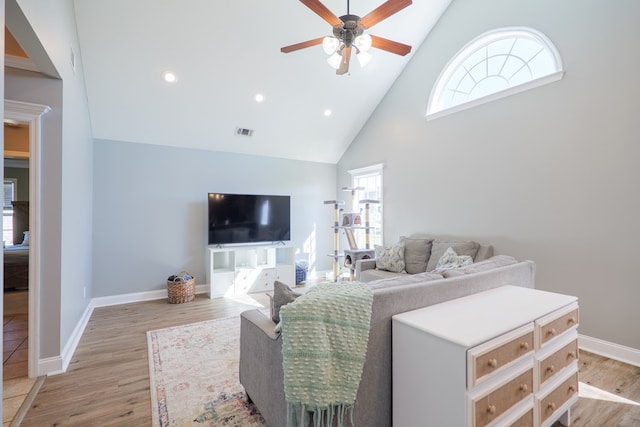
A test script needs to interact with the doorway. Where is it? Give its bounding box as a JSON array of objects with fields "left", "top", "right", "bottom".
[
  {"left": 4, "top": 100, "right": 48, "bottom": 378},
  {"left": 2, "top": 101, "right": 48, "bottom": 423}
]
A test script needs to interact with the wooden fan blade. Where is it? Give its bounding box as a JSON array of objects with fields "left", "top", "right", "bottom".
[
  {"left": 281, "top": 37, "right": 324, "bottom": 53},
  {"left": 360, "top": 0, "right": 412, "bottom": 28},
  {"left": 299, "top": 0, "right": 342, "bottom": 26},
  {"left": 371, "top": 35, "right": 412, "bottom": 56},
  {"left": 336, "top": 46, "right": 352, "bottom": 75}
]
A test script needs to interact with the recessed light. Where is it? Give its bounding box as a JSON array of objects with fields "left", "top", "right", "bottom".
[
  {"left": 255, "top": 93, "right": 265, "bottom": 103},
  {"left": 162, "top": 71, "right": 177, "bottom": 83},
  {"left": 324, "top": 109, "right": 332, "bottom": 117}
]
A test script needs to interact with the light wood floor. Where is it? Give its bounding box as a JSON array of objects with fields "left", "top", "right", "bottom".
[{"left": 18, "top": 291, "right": 640, "bottom": 427}]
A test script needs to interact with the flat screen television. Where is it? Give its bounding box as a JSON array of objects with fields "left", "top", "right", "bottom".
[{"left": 208, "top": 193, "right": 291, "bottom": 245}]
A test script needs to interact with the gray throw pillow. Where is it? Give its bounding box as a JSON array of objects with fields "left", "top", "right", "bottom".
[
  {"left": 272, "top": 281, "right": 301, "bottom": 324},
  {"left": 400, "top": 236, "right": 433, "bottom": 274},
  {"left": 427, "top": 240, "right": 480, "bottom": 272}
]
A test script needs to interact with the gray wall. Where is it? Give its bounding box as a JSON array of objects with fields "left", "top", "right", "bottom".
[
  {"left": 92, "top": 139, "right": 336, "bottom": 297},
  {"left": 338, "top": 0, "right": 640, "bottom": 349},
  {"left": 7, "top": 0, "right": 94, "bottom": 359}
]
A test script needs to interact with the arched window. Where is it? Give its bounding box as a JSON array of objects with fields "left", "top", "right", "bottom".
[{"left": 426, "top": 27, "right": 563, "bottom": 120}]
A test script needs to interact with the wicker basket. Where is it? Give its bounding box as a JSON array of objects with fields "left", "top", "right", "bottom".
[{"left": 167, "top": 272, "right": 195, "bottom": 304}]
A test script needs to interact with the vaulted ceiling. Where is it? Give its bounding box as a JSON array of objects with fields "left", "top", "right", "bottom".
[{"left": 18, "top": 0, "right": 454, "bottom": 163}]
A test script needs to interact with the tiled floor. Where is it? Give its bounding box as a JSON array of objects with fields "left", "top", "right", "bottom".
[{"left": 3, "top": 290, "right": 34, "bottom": 427}]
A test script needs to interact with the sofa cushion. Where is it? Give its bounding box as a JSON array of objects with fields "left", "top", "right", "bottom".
[
  {"left": 360, "top": 268, "right": 404, "bottom": 282},
  {"left": 442, "top": 255, "right": 519, "bottom": 278},
  {"left": 375, "top": 242, "right": 406, "bottom": 273},
  {"left": 367, "top": 272, "right": 444, "bottom": 289},
  {"left": 272, "top": 281, "right": 301, "bottom": 324},
  {"left": 400, "top": 236, "right": 433, "bottom": 274},
  {"left": 433, "top": 247, "right": 473, "bottom": 273},
  {"left": 427, "top": 240, "right": 480, "bottom": 272}
]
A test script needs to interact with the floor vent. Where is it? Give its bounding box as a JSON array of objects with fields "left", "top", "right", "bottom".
[{"left": 235, "top": 127, "right": 254, "bottom": 137}]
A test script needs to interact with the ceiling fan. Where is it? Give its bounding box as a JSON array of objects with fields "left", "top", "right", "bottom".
[{"left": 281, "top": 0, "right": 412, "bottom": 75}]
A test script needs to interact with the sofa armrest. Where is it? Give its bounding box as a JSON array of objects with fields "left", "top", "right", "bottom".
[
  {"left": 240, "top": 309, "right": 280, "bottom": 340},
  {"left": 355, "top": 258, "right": 377, "bottom": 281},
  {"left": 239, "top": 309, "right": 287, "bottom": 427}
]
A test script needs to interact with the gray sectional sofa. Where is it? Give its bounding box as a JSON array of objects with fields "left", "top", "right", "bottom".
[
  {"left": 356, "top": 235, "right": 495, "bottom": 282},
  {"left": 239, "top": 251, "right": 536, "bottom": 427}
]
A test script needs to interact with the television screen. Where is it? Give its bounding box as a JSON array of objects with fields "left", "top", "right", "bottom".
[{"left": 208, "top": 193, "right": 291, "bottom": 245}]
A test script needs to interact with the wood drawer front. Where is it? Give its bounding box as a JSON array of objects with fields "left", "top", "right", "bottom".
[
  {"left": 474, "top": 332, "right": 534, "bottom": 384},
  {"left": 537, "top": 305, "right": 579, "bottom": 348},
  {"left": 538, "top": 339, "right": 578, "bottom": 387},
  {"left": 538, "top": 371, "right": 578, "bottom": 424},
  {"left": 509, "top": 407, "right": 534, "bottom": 427},
  {"left": 468, "top": 324, "right": 534, "bottom": 387},
  {"left": 473, "top": 368, "right": 534, "bottom": 426}
]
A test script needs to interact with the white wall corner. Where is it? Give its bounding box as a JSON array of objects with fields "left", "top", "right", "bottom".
[{"left": 579, "top": 334, "right": 640, "bottom": 367}]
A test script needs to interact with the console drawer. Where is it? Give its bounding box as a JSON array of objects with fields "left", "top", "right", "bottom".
[
  {"left": 510, "top": 407, "right": 534, "bottom": 427},
  {"left": 536, "top": 303, "right": 578, "bottom": 348},
  {"left": 472, "top": 367, "right": 534, "bottom": 426},
  {"left": 468, "top": 324, "right": 534, "bottom": 387},
  {"left": 537, "top": 337, "right": 578, "bottom": 387},
  {"left": 537, "top": 369, "right": 578, "bottom": 425}
]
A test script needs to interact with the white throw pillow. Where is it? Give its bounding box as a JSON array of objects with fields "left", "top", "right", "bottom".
[{"left": 433, "top": 247, "right": 472, "bottom": 273}]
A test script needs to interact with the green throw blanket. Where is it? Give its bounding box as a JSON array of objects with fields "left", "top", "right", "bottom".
[{"left": 279, "top": 283, "right": 373, "bottom": 427}]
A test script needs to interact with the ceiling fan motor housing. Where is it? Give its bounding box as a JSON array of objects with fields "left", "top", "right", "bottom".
[{"left": 334, "top": 14, "right": 364, "bottom": 47}]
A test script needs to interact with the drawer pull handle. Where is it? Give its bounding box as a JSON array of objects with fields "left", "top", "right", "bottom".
[
  {"left": 568, "top": 351, "right": 576, "bottom": 359},
  {"left": 547, "top": 328, "right": 556, "bottom": 337},
  {"left": 487, "top": 404, "right": 496, "bottom": 414},
  {"left": 548, "top": 402, "right": 556, "bottom": 411},
  {"left": 569, "top": 385, "right": 576, "bottom": 393},
  {"left": 519, "top": 383, "right": 529, "bottom": 392},
  {"left": 568, "top": 316, "right": 577, "bottom": 325},
  {"left": 520, "top": 341, "right": 529, "bottom": 350},
  {"left": 546, "top": 365, "right": 555, "bottom": 373},
  {"left": 488, "top": 358, "right": 498, "bottom": 368}
]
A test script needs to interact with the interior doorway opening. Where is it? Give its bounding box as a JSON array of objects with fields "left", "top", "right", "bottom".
[{"left": 4, "top": 99, "right": 50, "bottom": 380}]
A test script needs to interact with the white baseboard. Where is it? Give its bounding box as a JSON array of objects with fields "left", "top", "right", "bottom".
[
  {"left": 47, "top": 289, "right": 640, "bottom": 378},
  {"left": 89, "top": 284, "right": 209, "bottom": 308},
  {"left": 579, "top": 334, "right": 640, "bottom": 367},
  {"left": 37, "top": 356, "right": 64, "bottom": 376},
  {"left": 56, "top": 302, "right": 95, "bottom": 375},
  {"left": 44, "top": 285, "right": 209, "bottom": 376}
]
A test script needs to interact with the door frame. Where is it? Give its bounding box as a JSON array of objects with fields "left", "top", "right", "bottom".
[{"left": 5, "top": 99, "right": 50, "bottom": 378}]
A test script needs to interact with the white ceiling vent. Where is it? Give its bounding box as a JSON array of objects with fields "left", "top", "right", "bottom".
[{"left": 235, "top": 127, "right": 254, "bottom": 137}]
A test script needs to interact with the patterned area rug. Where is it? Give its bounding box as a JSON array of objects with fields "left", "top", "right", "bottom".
[{"left": 147, "top": 316, "right": 267, "bottom": 426}]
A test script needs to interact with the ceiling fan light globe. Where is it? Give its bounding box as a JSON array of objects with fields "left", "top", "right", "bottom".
[
  {"left": 356, "top": 50, "right": 373, "bottom": 68},
  {"left": 327, "top": 51, "right": 342, "bottom": 69},
  {"left": 322, "top": 36, "right": 340, "bottom": 55},
  {"left": 354, "top": 33, "right": 372, "bottom": 52}
]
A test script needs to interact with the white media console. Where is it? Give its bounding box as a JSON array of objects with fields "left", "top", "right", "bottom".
[{"left": 205, "top": 244, "right": 296, "bottom": 298}]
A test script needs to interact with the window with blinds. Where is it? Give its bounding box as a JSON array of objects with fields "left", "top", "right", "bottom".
[{"left": 3, "top": 179, "right": 17, "bottom": 246}]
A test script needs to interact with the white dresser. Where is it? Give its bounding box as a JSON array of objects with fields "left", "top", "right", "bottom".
[{"left": 392, "top": 285, "right": 579, "bottom": 427}]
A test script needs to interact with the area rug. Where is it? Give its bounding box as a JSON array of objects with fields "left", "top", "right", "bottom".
[{"left": 147, "top": 316, "right": 267, "bottom": 426}]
